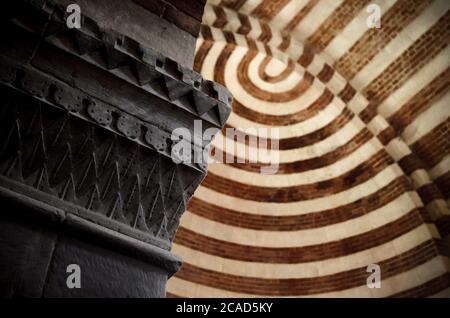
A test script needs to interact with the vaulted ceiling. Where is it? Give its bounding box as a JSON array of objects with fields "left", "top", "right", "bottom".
[{"left": 168, "top": 0, "right": 450, "bottom": 297}]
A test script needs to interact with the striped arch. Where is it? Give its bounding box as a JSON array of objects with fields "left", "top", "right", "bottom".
[{"left": 168, "top": 0, "right": 450, "bottom": 298}]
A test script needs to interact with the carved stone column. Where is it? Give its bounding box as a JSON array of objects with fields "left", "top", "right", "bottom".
[{"left": 0, "top": 0, "right": 231, "bottom": 297}]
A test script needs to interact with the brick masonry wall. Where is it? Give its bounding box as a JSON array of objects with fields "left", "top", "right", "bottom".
[{"left": 167, "top": 0, "right": 450, "bottom": 298}]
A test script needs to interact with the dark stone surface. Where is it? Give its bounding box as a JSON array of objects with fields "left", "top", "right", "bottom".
[
  {"left": 133, "top": 0, "right": 206, "bottom": 36},
  {"left": 0, "top": 208, "right": 57, "bottom": 298},
  {"left": 0, "top": 0, "right": 231, "bottom": 298},
  {"left": 0, "top": 195, "right": 169, "bottom": 298},
  {"left": 57, "top": 0, "right": 198, "bottom": 67},
  {"left": 43, "top": 235, "right": 167, "bottom": 298}
]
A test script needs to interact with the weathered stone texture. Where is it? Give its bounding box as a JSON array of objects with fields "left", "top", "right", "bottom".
[{"left": 0, "top": 0, "right": 231, "bottom": 297}]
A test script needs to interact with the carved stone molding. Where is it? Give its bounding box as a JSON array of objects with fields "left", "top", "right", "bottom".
[{"left": 0, "top": 0, "right": 231, "bottom": 297}]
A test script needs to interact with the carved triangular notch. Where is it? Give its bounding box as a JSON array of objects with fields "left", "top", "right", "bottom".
[
  {"left": 72, "top": 30, "right": 102, "bottom": 55},
  {"left": 133, "top": 61, "right": 160, "bottom": 86}
]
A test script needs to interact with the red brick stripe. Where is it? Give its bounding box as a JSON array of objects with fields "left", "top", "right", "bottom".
[
  {"left": 388, "top": 67, "right": 450, "bottom": 133},
  {"left": 237, "top": 12, "right": 252, "bottom": 35},
  {"left": 238, "top": 50, "right": 314, "bottom": 103},
  {"left": 258, "top": 56, "right": 295, "bottom": 83},
  {"left": 174, "top": 209, "right": 425, "bottom": 264},
  {"left": 201, "top": 151, "right": 393, "bottom": 202},
  {"left": 377, "top": 126, "right": 397, "bottom": 145},
  {"left": 213, "top": 43, "right": 235, "bottom": 86},
  {"left": 194, "top": 40, "right": 213, "bottom": 72},
  {"left": 417, "top": 183, "right": 443, "bottom": 205},
  {"left": 278, "top": 34, "right": 291, "bottom": 51},
  {"left": 250, "top": 0, "right": 290, "bottom": 22},
  {"left": 213, "top": 5, "right": 228, "bottom": 28},
  {"left": 174, "top": 239, "right": 440, "bottom": 296},
  {"left": 223, "top": 106, "right": 354, "bottom": 151},
  {"left": 338, "top": 83, "right": 357, "bottom": 103},
  {"left": 257, "top": 22, "right": 272, "bottom": 42},
  {"left": 390, "top": 273, "right": 450, "bottom": 298},
  {"left": 213, "top": 128, "right": 372, "bottom": 174},
  {"left": 283, "top": 0, "right": 319, "bottom": 33},
  {"left": 360, "top": 13, "right": 450, "bottom": 123},
  {"left": 306, "top": 0, "right": 372, "bottom": 54},
  {"left": 200, "top": 25, "right": 214, "bottom": 41},
  {"left": 188, "top": 177, "right": 412, "bottom": 231},
  {"left": 397, "top": 153, "right": 425, "bottom": 176},
  {"left": 230, "top": 89, "right": 334, "bottom": 126},
  {"left": 410, "top": 118, "right": 450, "bottom": 169},
  {"left": 297, "top": 44, "right": 315, "bottom": 68},
  {"left": 417, "top": 183, "right": 444, "bottom": 206},
  {"left": 335, "top": 0, "right": 433, "bottom": 80},
  {"left": 317, "top": 63, "right": 335, "bottom": 83}
]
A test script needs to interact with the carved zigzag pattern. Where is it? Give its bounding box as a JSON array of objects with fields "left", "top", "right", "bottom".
[
  {"left": 0, "top": 85, "right": 202, "bottom": 242},
  {"left": 7, "top": 1, "right": 232, "bottom": 129}
]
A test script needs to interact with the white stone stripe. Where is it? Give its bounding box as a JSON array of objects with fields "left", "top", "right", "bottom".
[
  {"left": 426, "top": 200, "right": 450, "bottom": 220},
  {"left": 347, "top": 92, "right": 369, "bottom": 114},
  {"left": 209, "top": 26, "right": 228, "bottom": 43},
  {"left": 377, "top": 126, "right": 449, "bottom": 219},
  {"left": 201, "top": 13, "right": 364, "bottom": 122},
  {"left": 293, "top": 0, "right": 344, "bottom": 42},
  {"left": 368, "top": 115, "right": 390, "bottom": 137},
  {"left": 212, "top": 118, "right": 364, "bottom": 164},
  {"left": 193, "top": 164, "right": 405, "bottom": 216},
  {"left": 202, "top": 3, "right": 218, "bottom": 25},
  {"left": 211, "top": 122, "right": 362, "bottom": 163},
  {"left": 234, "top": 32, "right": 250, "bottom": 48},
  {"left": 199, "top": 40, "right": 227, "bottom": 81},
  {"left": 247, "top": 12, "right": 263, "bottom": 39},
  {"left": 378, "top": 46, "right": 450, "bottom": 119},
  {"left": 166, "top": 256, "right": 450, "bottom": 297},
  {"left": 200, "top": 42, "right": 327, "bottom": 116},
  {"left": 239, "top": 0, "right": 262, "bottom": 15},
  {"left": 272, "top": 0, "right": 310, "bottom": 31},
  {"left": 286, "top": 39, "right": 304, "bottom": 61},
  {"left": 206, "top": 0, "right": 220, "bottom": 6},
  {"left": 228, "top": 84, "right": 325, "bottom": 119},
  {"left": 351, "top": 0, "right": 450, "bottom": 90},
  {"left": 254, "top": 40, "right": 267, "bottom": 54},
  {"left": 172, "top": 224, "right": 438, "bottom": 278},
  {"left": 402, "top": 90, "right": 450, "bottom": 145},
  {"left": 305, "top": 54, "right": 325, "bottom": 76},
  {"left": 226, "top": 99, "right": 345, "bottom": 137},
  {"left": 267, "top": 28, "right": 284, "bottom": 49},
  {"left": 429, "top": 155, "right": 450, "bottom": 180},
  {"left": 224, "top": 46, "right": 326, "bottom": 115},
  {"left": 208, "top": 137, "right": 381, "bottom": 187},
  {"left": 248, "top": 52, "right": 302, "bottom": 92},
  {"left": 195, "top": 38, "right": 204, "bottom": 56},
  {"left": 223, "top": 6, "right": 241, "bottom": 32},
  {"left": 318, "top": 256, "right": 450, "bottom": 298},
  {"left": 410, "top": 170, "right": 433, "bottom": 188},
  {"left": 327, "top": 71, "right": 347, "bottom": 95},
  {"left": 324, "top": 0, "right": 398, "bottom": 62},
  {"left": 264, "top": 56, "right": 288, "bottom": 77},
  {"left": 180, "top": 193, "right": 419, "bottom": 248},
  {"left": 386, "top": 137, "right": 412, "bottom": 161}
]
